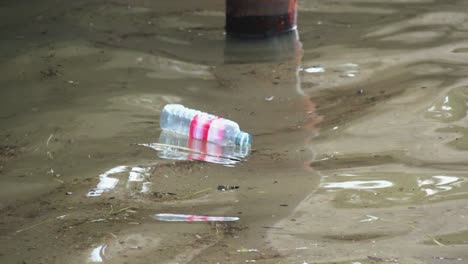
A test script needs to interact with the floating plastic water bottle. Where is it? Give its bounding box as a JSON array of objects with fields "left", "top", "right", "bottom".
[{"left": 160, "top": 104, "right": 251, "bottom": 146}]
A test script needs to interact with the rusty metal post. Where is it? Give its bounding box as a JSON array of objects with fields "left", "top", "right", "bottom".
[{"left": 225, "top": 0, "right": 297, "bottom": 37}]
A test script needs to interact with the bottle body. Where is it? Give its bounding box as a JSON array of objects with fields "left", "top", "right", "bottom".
[
  {"left": 225, "top": 0, "right": 297, "bottom": 37},
  {"left": 160, "top": 104, "right": 251, "bottom": 146}
]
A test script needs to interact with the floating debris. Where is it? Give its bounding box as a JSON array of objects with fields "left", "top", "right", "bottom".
[
  {"left": 304, "top": 66, "right": 325, "bottom": 73},
  {"left": 152, "top": 213, "right": 239, "bottom": 222},
  {"left": 217, "top": 185, "right": 240, "bottom": 191},
  {"left": 90, "top": 219, "right": 106, "bottom": 223},
  {"left": 341, "top": 72, "right": 357, "bottom": 78},
  {"left": 433, "top": 256, "right": 463, "bottom": 261},
  {"left": 295, "top": 247, "right": 309, "bottom": 250},
  {"left": 341, "top": 63, "right": 359, "bottom": 67},
  {"left": 367, "top": 256, "right": 398, "bottom": 263},
  {"left": 360, "top": 215, "right": 379, "bottom": 223},
  {"left": 160, "top": 104, "right": 251, "bottom": 146},
  {"left": 237, "top": 248, "right": 259, "bottom": 253}
]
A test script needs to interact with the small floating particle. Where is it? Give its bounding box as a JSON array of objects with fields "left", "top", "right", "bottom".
[
  {"left": 341, "top": 72, "right": 356, "bottom": 77},
  {"left": 217, "top": 185, "right": 240, "bottom": 191},
  {"left": 237, "top": 248, "right": 259, "bottom": 253},
  {"left": 296, "top": 247, "right": 308, "bottom": 250},
  {"left": 360, "top": 215, "right": 379, "bottom": 223},
  {"left": 304, "top": 66, "right": 325, "bottom": 73},
  {"left": 90, "top": 219, "right": 106, "bottom": 223}
]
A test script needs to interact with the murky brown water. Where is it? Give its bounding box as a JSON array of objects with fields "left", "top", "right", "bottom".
[{"left": 1, "top": 0, "right": 468, "bottom": 263}]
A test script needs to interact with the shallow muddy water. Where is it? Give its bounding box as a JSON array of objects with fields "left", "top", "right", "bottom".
[{"left": 1, "top": 0, "right": 468, "bottom": 263}]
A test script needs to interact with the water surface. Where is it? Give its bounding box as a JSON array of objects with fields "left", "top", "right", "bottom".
[{"left": 1, "top": 0, "right": 468, "bottom": 263}]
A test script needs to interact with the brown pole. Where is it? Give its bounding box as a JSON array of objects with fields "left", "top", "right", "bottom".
[{"left": 225, "top": 0, "right": 297, "bottom": 37}]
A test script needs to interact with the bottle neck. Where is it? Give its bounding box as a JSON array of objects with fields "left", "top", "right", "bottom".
[{"left": 235, "top": 131, "right": 252, "bottom": 146}]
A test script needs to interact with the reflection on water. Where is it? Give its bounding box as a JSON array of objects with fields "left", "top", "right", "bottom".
[
  {"left": 426, "top": 86, "right": 468, "bottom": 122},
  {"left": 301, "top": 63, "right": 360, "bottom": 78},
  {"left": 267, "top": 16, "right": 468, "bottom": 258},
  {"left": 303, "top": 66, "right": 325, "bottom": 73},
  {"left": 317, "top": 170, "right": 468, "bottom": 207},
  {"left": 88, "top": 244, "right": 107, "bottom": 263},
  {"left": 322, "top": 180, "right": 394, "bottom": 190},
  {"left": 139, "top": 131, "right": 251, "bottom": 166},
  {"left": 86, "top": 166, "right": 127, "bottom": 197},
  {"left": 418, "top": 175, "right": 464, "bottom": 196},
  {"left": 87, "top": 165, "right": 152, "bottom": 197},
  {"left": 224, "top": 29, "right": 302, "bottom": 63},
  {"left": 97, "top": 50, "right": 214, "bottom": 80},
  {"left": 128, "top": 167, "right": 147, "bottom": 182}
]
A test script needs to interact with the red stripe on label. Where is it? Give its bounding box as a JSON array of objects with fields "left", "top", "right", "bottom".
[
  {"left": 189, "top": 114, "right": 219, "bottom": 141},
  {"left": 201, "top": 118, "right": 215, "bottom": 141},
  {"left": 189, "top": 115, "right": 199, "bottom": 139}
]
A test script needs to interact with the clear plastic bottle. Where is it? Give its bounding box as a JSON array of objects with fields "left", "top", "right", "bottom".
[{"left": 160, "top": 104, "right": 251, "bottom": 146}]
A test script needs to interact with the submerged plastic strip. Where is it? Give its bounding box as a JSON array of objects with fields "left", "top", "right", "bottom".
[{"left": 152, "top": 213, "right": 239, "bottom": 222}]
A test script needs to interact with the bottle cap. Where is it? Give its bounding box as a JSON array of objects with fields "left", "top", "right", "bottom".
[{"left": 235, "top": 131, "right": 252, "bottom": 146}]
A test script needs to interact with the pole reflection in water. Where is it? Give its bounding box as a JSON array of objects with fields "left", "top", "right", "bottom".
[
  {"left": 139, "top": 131, "right": 251, "bottom": 166},
  {"left": 224, "top": 29, "right": 302, "bottom": 64},
  {"left": 225, "top": 0, "right": 297, "bottom": 37},
  {"left": 225, "top": 28, "right": 323, "bottom": 167}
]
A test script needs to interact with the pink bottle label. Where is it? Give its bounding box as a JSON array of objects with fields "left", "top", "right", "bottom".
[
  {"left": 189, "top": 114, "right": 214, "bottom": 140},
  {"left": 189, "top": 115, "right": 226, "bottom": 143}
]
